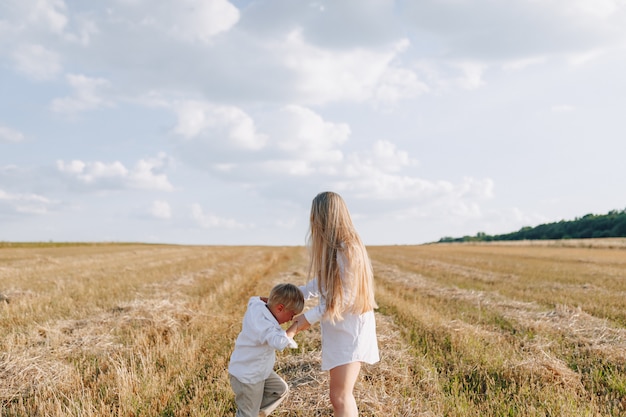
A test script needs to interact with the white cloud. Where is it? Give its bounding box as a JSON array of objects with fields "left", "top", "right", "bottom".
[
  {"left": 56, "top": 153, "right": 173, "bottom": 191},
  {"left": 171, "top": 100, "right": 267, "bottom": 150},
  {"left": 457, "top": 177, "right": 495, "bottom": 200},
  {"left": 191, "top": 203, "right": 245, "bottom": 229},
  {"left": 374, "top": 66, "right": 429, "bottom": 103},
  {"left": 273, "top": 105, "right": 350, "bottom": 161},
  {"left": 170, "top": 104, "right": 494, "bottom": 221},
  {"left": 164, "top": 0, "right": 239, "bottom": 42},
  {"left": 12, "top": 44, "right": 62, "bottom": 80},
  {"left": 57, "top": 159, "right": 127, "bottom": 182},
  {"left": 150, "top": 200, "right": 171, "bottom": 219},
  {"left": 403, "top": 0, "right": 626, "bottom": 62},
  {"left": 62, "top": 14, "right": 99, "bottom": 46},
  {"left": 335, "top": 174, "right": 441, "bottom": 201},
  {"left": 325, "top": 140, "right": 423, "bottom": 199},
  {"left": 346, "top": 140, "right": 417, "bottom": 174},
  {"left": 128, "top": 153, "right": 174, "bottom": 191},
  {"left": 0, "top": 0, "right": 97, "bottom": 49},
  {"left": 239, "top": 0, "right": 401, "bottom": 49},
  {"left": 51, "top": 74, "right": 113, "bottom": 114},
  {"left": 27, "top": 0, "right": 68, "bottom": 34},
  {"left": 282, "top": 31, "right": 420, "bottom": 104},
  {"left": 334, "top": 141, "right": 493, "bottom": 213},
  {"left": 0, "top": 188, "right": 53, "bottom": 215},
  {"left": 375, "top": 177, "right": 495, "bottom": 223},
  {"left": 0, "top": 125, "right": 25, "bottom": 142},
  {"left": 125, "top": 0, "right": 239, "bottom": 43},
  {"left": 173, "top": 105, "right": 352, "bottom": 179},
  {"left": 453, "top": 61, "right": 487, "bottom": 90}
]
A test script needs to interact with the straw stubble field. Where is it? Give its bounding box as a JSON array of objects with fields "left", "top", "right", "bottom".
[{"left": 1, "top": 240, "right": 625, "bottom": 416}]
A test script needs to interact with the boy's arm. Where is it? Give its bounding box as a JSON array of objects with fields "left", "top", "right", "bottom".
[
  {"left": 262, "top": 321, "right": 298, "bottom": 350},
  {"left": 285, "top": 320, "right": 299, "bottom": 339}
]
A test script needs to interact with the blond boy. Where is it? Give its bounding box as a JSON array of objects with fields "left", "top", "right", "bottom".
[{"left": 228, "top": 283, "right": 304, "bottom": 417}]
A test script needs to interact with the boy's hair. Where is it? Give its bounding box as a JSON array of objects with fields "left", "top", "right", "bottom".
[{"left": 268, "top": 283, "right": 304, "bottom": 314}]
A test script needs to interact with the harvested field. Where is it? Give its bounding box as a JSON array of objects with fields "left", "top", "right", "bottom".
[{"left": 1, "top": 240, "right": 625, "bottom": 416}]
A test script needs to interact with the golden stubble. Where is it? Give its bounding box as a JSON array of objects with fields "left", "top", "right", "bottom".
[{"left": 1, "top": 240, "right": 625, "bottom": 416}]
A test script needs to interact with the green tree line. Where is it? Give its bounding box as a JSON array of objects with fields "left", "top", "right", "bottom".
[{"left": 438, "top": 209, "right": 626, "bottom": 243}]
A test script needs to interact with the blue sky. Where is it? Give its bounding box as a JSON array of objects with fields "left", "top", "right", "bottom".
[{"left": 1, "top": 0, "right": 625, "bottom": 245}]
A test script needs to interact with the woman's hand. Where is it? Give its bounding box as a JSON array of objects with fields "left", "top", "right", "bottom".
[{"left": 293, "top": 314, "right": 311, "bottom": 331}]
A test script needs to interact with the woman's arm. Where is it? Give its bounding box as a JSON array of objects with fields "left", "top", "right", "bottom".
[
  {"left": 298, "top": 277, "right": 326, "bottom": 325},
  {"left": 293, "top": 314, "right": 311, "bottom": 331}
]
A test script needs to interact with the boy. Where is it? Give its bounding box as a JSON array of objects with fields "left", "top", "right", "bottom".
[{"left": 228, "top": 283, "right": 304, "bottom": 417}]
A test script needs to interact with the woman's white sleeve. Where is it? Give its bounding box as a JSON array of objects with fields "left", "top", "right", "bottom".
[
  {"left": 299, "top": 278, "right": 319, "bottom": 300},
  {"left": 299, "top": 278, "right": 325, "bottom": 325}
]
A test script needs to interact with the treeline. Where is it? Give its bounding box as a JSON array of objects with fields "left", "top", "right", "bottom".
[{"left": 438, "top": 209, "right": 626, "bottom": 243}]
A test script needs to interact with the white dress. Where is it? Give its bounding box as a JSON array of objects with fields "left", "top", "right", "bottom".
[{"left": 299, "top": 252, "right": 379, "bottom": 371}]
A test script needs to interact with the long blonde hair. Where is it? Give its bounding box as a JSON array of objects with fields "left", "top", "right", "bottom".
[{"left": 306, "top": 191, "right": 377, "bottom": 322}]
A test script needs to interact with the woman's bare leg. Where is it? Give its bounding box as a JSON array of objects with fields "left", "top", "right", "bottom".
[{"left": 329, "top": 362, "right": 361, "bottom": 417}]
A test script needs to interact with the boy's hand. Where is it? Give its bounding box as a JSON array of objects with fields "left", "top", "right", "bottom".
[
  {"left": 293, "top": 314, "right": 311, "bottom": 331},
  {"left": 286, "top": 321, "right": 299, "bottom": 338}
]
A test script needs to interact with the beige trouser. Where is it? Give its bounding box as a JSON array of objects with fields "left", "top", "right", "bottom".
[{"left": 230, "top": 371, "right": 289, "bottom": 417}]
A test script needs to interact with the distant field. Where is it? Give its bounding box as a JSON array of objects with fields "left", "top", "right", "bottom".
[{"left": 1, "top": 240, "right": 625, "bottom": 416}]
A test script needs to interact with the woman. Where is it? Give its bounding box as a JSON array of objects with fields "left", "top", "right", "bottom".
[{"left": 295, "top": 191, "right": 379, "bottom": 417}]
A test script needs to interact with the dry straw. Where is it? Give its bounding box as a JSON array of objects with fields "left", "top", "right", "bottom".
[{"left": 1, "top": 242, "right": 625, "bottom": 416}]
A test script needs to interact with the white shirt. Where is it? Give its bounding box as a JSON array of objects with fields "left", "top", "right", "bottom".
[{"left": 228, "top": 297, "right": 297, "bottom": 384}]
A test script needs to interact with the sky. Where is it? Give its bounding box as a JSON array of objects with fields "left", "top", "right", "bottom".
[{"left": 1, "top": 0, "right": 625, "bottom": 246}]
